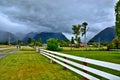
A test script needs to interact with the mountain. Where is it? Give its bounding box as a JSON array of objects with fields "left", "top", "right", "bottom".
[
  {"left": 90, "top": 26, "right": 115, "bottom": 43},
  {"left": 34, "top": 32, "right": 67, "bottom": 43},
  {"left": 23, "top": 32, "right": 38, "bottom": 44},
  {"left": 0, "top": 30, "right": 17, "bottom": 42},
  {"left": 14, "top": 32, "right": 26, "bottom": 40},
  {"left": 23, "top": 32, "right": 68, "bottom": 43}
]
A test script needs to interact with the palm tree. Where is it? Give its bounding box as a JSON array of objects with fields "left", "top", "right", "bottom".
[{"left": 81, "top": 22, "right": 88, "bottom": 48}]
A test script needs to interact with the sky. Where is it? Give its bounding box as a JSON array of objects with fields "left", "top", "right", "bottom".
[{"left": 0, "top": 0, "right": 118, "bottom": 40}]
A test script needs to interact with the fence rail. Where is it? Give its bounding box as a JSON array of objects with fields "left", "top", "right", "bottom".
[{"left": 36, "top": 48, "right": 120, "bottom": 80}]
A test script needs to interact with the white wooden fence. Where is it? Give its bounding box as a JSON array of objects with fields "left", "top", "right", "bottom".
[{"left": 36, "top": 48, "right": 120, "bottom": 80}]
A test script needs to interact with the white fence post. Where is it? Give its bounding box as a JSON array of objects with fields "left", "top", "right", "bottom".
[{"left": 36, "top": 48, "right": 38, "bottom": 52}]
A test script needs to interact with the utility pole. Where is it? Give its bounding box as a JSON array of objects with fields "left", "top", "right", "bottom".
[
  {"left": 8, "top": 36, "right": 11, "bottom": 46},
  {"left": 85, "top": 29, "right": 87, "bottom": 49},
  {"left": 98, "top": 38, "right": 101, "bottom": 48}
]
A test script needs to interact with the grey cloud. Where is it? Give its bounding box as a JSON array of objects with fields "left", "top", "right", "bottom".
[{"left": 0, "top": 0, "right": 117, "bottom": 39}]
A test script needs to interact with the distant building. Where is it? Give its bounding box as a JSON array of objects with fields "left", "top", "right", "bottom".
[
  {"left": 80, "top": 44, "right": 86, "bottom": 47},
  {"left": 69, "top": 44, "right": 86, "bottom": 47}
]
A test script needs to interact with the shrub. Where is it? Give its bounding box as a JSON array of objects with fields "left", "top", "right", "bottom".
[
  {"left": 29, "top": 42, "right": 35, "bottom": 47},
  {"left": 107, "top": 37, "right": 120, "bottom": 49},
  {"left": 47, "top": 38, "right": 61, "bottom": 51}
]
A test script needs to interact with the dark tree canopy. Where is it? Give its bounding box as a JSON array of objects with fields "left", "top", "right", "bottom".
[
  {"left": 72, "top": 24, "right": 81, "bottom": 47},
  {"left": 115, "top": 0, "right": 120, "bottom": 38},
  {"left": 27, "top": 38, "right": 33, "bottom": 44},
  {"left": 72, "top": 25, "right": 81, "bottom": 35},
  {"left": 71, "top": 37, "right": 75, "bottom": 44},
  {"left": 81, "top": 22, "right": 88, "bottom": 36}
]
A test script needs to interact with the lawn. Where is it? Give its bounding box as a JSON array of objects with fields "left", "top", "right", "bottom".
[
  {"left": 61, "top": 50, "right": 120, "bottom": 64},
  {"left": 60, "top": 49, "right": 120, "bottom": 79},
  {"left": 0, "top": 46, "right": 120, "bottom": 80},
  {"left": 0, "top": 49, "right": 80, "bottom": 80}
]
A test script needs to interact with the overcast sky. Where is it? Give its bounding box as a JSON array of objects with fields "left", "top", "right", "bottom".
[{"left": 0, "top": 0, "right": 118, "bottom": 40}]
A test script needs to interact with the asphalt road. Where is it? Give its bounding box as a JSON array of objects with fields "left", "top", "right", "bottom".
[
  {"left": 0, "top": 49, "right": 17, "bottom": 58},
  {"left": 0, "top": 48, "right": 8, "bottom": 50}
]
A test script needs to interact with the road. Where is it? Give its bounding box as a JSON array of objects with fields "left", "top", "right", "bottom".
[
  {"left": 0, "top": 48, "right": 17, "bottom": 58},
  {"left": 0, "top": 48, "right": 8, "bottom": 50}
]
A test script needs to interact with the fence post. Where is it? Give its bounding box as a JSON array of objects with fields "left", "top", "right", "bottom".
[
  {"left": 50, "top": 59, "right": 53, "bottom": 64},
  {"left": 36, "top": 48, "right": 38, "bottom": 52},
  {"left": 83, "top": 62, "right": 88, "bottom": 80},
  {"left": 38, "top": 48, "right": 40, "bottom": 53},
  {"left": 63, "top": 57, "right": 67, "bottom": 70},
  {"left": 53, "top": 54, "right": 56, "bottom": 64}
]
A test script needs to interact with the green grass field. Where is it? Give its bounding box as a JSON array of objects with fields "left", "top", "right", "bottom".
[
  {"left": 0, "top": 46, "right": 120, "bottom": 80},
  {"left": 0, "top": 49, "right": 80, "bottom": 80},
  {"left": 60, "top": 50, "right": 120, "bottom": 79},
  {"left": 61, "top": 50, "right": 120, "bottom": 64}
]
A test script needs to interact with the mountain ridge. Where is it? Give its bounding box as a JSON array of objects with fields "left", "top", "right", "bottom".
[
  {"left": 89, "top": 26, "right": 115, "bottom": 43},
  {"left": 23, "top": 32, "right": 67, "bottom": 44},
  {"left": 0, "top": 30, "right": 17, "bottom": 42}
]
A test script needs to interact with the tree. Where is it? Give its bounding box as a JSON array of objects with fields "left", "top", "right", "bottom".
[
  {"left": 89, "top": 39, "right": 94, "bottom": 45},
  {"left": 115, "top": 0, "right": 120, "bottom": 38},
  {"left": 72, "top": 24, "right": 81, "bottom": 47},
  {"left": 81, "top": 22, "right": 88, "bottom": 45},
  {"left": 36, "top": 38, "right": 42, "bottom": 46},
  {"left": 71, "top": 37, "right": 75, "bottom": 44},
  {"left": 57, "top": 39, "right": 70, "bottom": 47},
  {"left": 113, "top": 37, "right": 120, "bottom": 49},
  {"left": 16, "top": 40, "right": 23, "bottom": 49},
  {"left": 29, "top": 39, "right": 35, "bottom": 47},
  {"left": 108, "top": 0, "right": 120, "bottom": 49},
  {"left": 64, "top": 39, "right": 70, "bottom": 45},
  {"left": 78, "top": 37, "right": 81, "bottom": 44},
  {"left": 81, "top": 22, "right": 88, "bottom": 36},
  {"left": 27, "top": 38, "right": 33, "bottom": 44},
  {"left": 47, "top": 38, "right": 61, "bottom": 51},
  {"left": 17, "top": 40, "right": 24, "bottom": 45}
]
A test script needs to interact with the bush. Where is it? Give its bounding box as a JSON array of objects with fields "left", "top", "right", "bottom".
[
  {"left": 93, "top": 43, "right": 98, "bottom": 47},
  {"left": 107, "top": 37, "right": 120, "bottom": 49},
  {"left": 29, "top": 42, "right": 35, "bottom": 47},
  {"left": 47, "top": 38, "right": 62, "bottom": 51},
  {"left": 36, "top": 41, "right": 42, "bottom": 46}
]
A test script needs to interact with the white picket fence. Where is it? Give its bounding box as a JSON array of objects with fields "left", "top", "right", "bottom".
[{"left": 36, "top": 48, "right": 120, "bottom": 80}]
